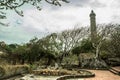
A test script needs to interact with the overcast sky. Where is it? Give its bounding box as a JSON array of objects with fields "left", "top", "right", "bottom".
[{"left": 0, "top": 0, "right": 120, "bottom": 44}]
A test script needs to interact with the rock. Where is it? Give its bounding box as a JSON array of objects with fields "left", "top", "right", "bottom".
[
  {"left": 107, "top": 58, "right": 120, "bottom": 66},
  {"left": 20, "top": 74, "right": 37, "bottom": 80},
  {"left": 81, "top": 58, "right": 108, "bottom": 69}
]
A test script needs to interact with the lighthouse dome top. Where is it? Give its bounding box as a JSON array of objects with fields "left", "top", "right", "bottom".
[{"left": 90, "top": 10, "right": 96, "bottom": 16}]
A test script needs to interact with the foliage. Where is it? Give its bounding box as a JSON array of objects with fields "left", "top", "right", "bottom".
[
  {"left": 0, "top": 0, "right": 69, "bottom": 26},
  {"left": 90, "top": 24, "right": 114, "bottom": 59},
  {"left": 1, "top": 24, "right": 120, "bottom": 67},
  {"left": 72, "top": 38, "right": 93, "bottom": 55},
  {"left": 0, "top": 0, "right": 69, "bottom": 18},
  {"left": 110, "top": 25, "right": 120, "bottom": 57},
  {"left": 62, "top": 54, "right": 77, "bottom": 65},
  {"left": 100, "top": 24, "right": 120, "bottom": 58},
  {"left": 80, "top": 39, "right": 93, "bottom": 53}
]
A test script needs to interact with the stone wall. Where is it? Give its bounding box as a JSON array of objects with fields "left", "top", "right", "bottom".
[{"left": 56, "top": 70, "right": 95, "bottom": 80}]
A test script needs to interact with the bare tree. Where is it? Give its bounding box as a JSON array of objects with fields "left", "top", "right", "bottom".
[
  {"left": 89, "top": 24, "right": 114, "bottom": 68},
  {"left": 94, "top": 24, "right": 112, "bottom": 58},
  {"left": 105, "top": 24, "right": 120, "bottom": 58},
  {"left": 56, "top": 27, "right": 88, "bottom": 64}
]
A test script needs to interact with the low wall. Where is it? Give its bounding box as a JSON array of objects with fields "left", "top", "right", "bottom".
[
  {"left": 56, "top": 70, "right": 95, "bottom": 80},
  {"left": 32, "top": 69, "right": 73, "bottom": 76},
  {"left": 32, "top": 69, "right": 95, "bottom": 80}
]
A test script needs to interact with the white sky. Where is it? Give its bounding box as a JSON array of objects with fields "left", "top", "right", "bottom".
[{"left": 0, "top": 0, "right": 120, "bottom": 44}]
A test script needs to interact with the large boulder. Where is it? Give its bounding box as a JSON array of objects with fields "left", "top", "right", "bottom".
[
  {"left": 107, "top": 57, "right": 120, "bottom": 66},
  {"left": 81, "top": 58, "right": 108, "bottom": 69},
  {"left": 18, "top": 74, "right": 37, "bottom": 80}
]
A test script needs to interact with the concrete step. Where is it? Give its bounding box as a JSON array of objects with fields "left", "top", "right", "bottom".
[{"left": 109, "top": 68, "right": 120, "bottom": 75}]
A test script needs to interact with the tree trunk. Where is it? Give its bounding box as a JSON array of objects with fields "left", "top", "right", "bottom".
[
  {"left": 47, "top": 58, "right": 51, "bottom": 66},
  {"left": 77, "top": 54, "right": 81, "bottom": 67},
  {"left": 21, "top": 59, "right": 25, "bottom": 64},
  {"left": 95, "top": 40, "right": 103, "bottom": 59}
]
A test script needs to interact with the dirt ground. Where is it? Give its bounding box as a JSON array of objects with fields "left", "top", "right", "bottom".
[{"left": 85, "top": 69, "right": 120, "bottom": 80}]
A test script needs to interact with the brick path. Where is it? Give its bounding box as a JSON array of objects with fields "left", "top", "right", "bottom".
[{"left": 85, "top": 70, "right": 120, "bottom": 80}]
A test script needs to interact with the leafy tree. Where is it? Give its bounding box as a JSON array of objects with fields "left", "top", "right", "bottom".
[
  {"left": 26, "top": 37, "right": 56, "bottom": 65},
  {"left": 35, "top": 27, "right": 88, "bottom": 66},
  {"left": 110, "top": 25, "right": 120, "bottom": 57},
  {"left": 92, "top": 24, "right": 113, "bottom": 59},
  {"left": 0, "top": 0, "right": 69, "bottom": 18},
  {"left": 100, "top": 39, "right": 112, "bottom": 60},
  {"left": 26, "top": 37, "right": 39, "bottom": 64},
  {"left": 0, "top": 0, "right": 69, "bottom": 26},
  {"left": 72, "top": 38, "right": 93, "bottom": 54},
  {"left": 57, "top": 27, "right": 88, "bottom": 64},
  {"left": 87, "top": 24, "right": 114, "bottom": 68},
  {"left": 72, "top": 38, "right": 93, "bottom": 66},
  {"left": 37, "top": 33, "right": 58, "bottom": 65},
  {"left": 3, "top": 44, "right": 19, "bottom": 64},
  {"left": 13, "top": 45, "right": 29, "bottom": 64}
]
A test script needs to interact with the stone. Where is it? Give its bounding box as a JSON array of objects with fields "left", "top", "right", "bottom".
[{"left": 19, "top": 74, "right": 37, "bottom": 80}]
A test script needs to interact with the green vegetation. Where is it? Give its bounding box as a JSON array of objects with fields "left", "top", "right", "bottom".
[{"left": 0, "top": 24, "right": 120, "bottom": 70}]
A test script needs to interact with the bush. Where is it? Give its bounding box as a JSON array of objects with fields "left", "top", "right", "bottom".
[{"left": 100, "top": 51, "right": 110, "bottom": 59}]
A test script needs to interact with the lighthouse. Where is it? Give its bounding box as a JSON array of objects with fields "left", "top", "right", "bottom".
[{"left": 90, "top": 10, "right": 97, "bottom": 44}]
